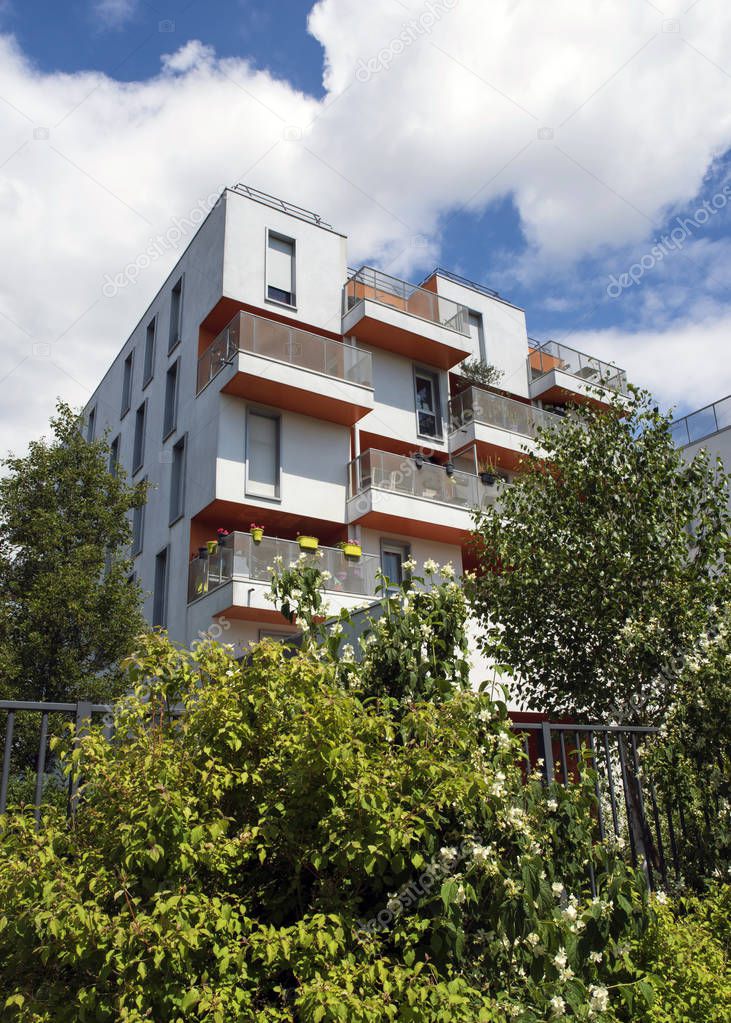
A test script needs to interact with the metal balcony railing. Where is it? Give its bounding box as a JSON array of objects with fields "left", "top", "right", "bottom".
[
  {"left": 449, "top": 385, "right": 567, "bottom": 440},
  {"left": 197, "top": 311, "right": 373, "bottom": 394},
  {"left": 670, "top": 395, "right": 731, "bottom": 447},
  {"left": 343, "top": 266, "right": 470, "bottom": 336},
  {"left": 188, "top": 532, "right": 381, "bottom": 604},
  {"left": 347, "top": 448, "right": 502, "bottom": 510},
  {"left": 529, "top": 341, "right": 629, "bottom": 395}
]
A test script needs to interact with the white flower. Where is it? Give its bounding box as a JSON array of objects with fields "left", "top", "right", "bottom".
[
  {"left": 477, "top": 707, "right": 492, "bottom": 722},
  {"left": 588, "top": 950, "right": 602, "bottom": 964},
  {"left": 549, "top": 995, "right": 566, "bottom": 1017},
  {"left": 589, "top": 986, "right": 610, "bottom": 1013},
  {"left": 423, "top": 558, "right": 439, "bottom": 574},
  {"left": 454, "top": 882, "right": 466, "bottom": 905},
  {"left": 552, "top": 881, "right": 564, "bottom": 897},
  {"left": 654, "top": 890, "right": 668, "bottom": 905},
  {"left": 546, "top": 798, "right": 558, "bottom": 812},
  {"left": 553, "top": 950, "right": 567, "bottom": 969},
  {"left": 402, "top": 557, "right": 417, "bottom": 572},
  {"left": 471, "top": 844, "right": 491, "bottom": 867},
  {"left": 563, "top": 903, "right": 578, "bottom": 923},
  {"left": 440, "top": 562, "right": 455, "bottom": 579},
  {"left": 439, "top": 846, "right": 458, "bottom": 867},
  {"left": 331, "top": 622, "right": 343, "bottom": 637},
  {"left": 526, "top": 931, "right": 540, "bottom": 947},
  {"left": 386, "top": 897, "right": 402, "bottom": 915},
  {"left": 341, "top": 644, "right": 355, "bottom": 662},
  {"left": 320, "top": 570, "right": 332, "bottom": 581}
]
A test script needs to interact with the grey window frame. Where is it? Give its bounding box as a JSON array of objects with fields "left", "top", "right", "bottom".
[
  {"left": 413, "top": 366, "right": 443, "bottom": 441},
  {"left": 169, "top": 433, "right": 187, "bottom": 525},
  {"left": 162, "top": 359, "right": 180, "bottom": 440},
  {"left": 468, "top": 310, "right": 487, "bottom": 363},
  {"left": 132, "top": 400, "right": 147, "bottom": 475},
  {"left": 379, "top": 539, "right": 411, "bottom": 588},
  {"left": 131, "top": 486, "right": 146, "bottom": 556},
  {"left": 152, "top": 545, "right": 169, "bottom": 629},
  {"left": 121, "top": 350, "right": 134, "bottom": 418},
  {"left": 265, "top": 229, "right": 297, "bottom": 309},
  {"left": 168, "top": 275, "right": 184, "bottom": 353},
  {"left": 86, "top": 405, "right": 96, "bottom": 442},
  {"left": 143, "top": 316, "right": 156, "bottom": 388},
  {"left": 245, "top": 407, "right": 282, "bottom": 501},
  {"left": 109, "top": 434, "right": 120, "bottom": 476}
]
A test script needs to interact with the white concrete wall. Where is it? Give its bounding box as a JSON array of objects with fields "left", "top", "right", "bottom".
[
  {"left": 222, "top": 190, "right": 347, "bottom": 335},
  {"left": 683, "top": 426, "right": 731, "bottom": 510},
  {"left": 433, "top": 274, "right": 530, "bottom": 399}
]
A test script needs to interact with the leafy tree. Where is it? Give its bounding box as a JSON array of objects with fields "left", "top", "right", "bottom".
[
  {"left": 467, "top": 388, "right": 731, "bottom": 723},
  {"left": 456, "top": 358, "right": 504, "bottom": 391},
  {"left": 0, "top": 401, "right": 149, "bottom": 705}
]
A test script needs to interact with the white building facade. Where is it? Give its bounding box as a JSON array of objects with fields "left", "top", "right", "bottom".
[
  {"left": 672, "top": 395, "right": 731, "bottom": 511},
  {"left": 84, "top": 186, "right": 629, "bottom": 677}
]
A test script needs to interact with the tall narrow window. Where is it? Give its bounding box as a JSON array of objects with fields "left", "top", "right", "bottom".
[
  {"left": 86, "top": 406, "right": 96, "bottom": 442},
  {"left": 163, "top": 360, "right": 179, "bottom": 439},
  {"left": 246, "top": 410, "right": 280, "bottom": 499},
  {"left": 414, "top": 368, "right": 442, "bottom": 439},
  {"left": 266, "top": 232, "right": 296, "bottom": 306},
  {"left": 143, "top": 317, "right": 156, "bottom": 387},
  {"left": 169, "top": 276, "right": 184, "bottom": 353},
  {"left": 152, "top": 547, "right": 169, "bottom": 629},
  {"left": 468, "top": 311, "right": 486, "bottom": 363},
  {"left": 169, "top": 434, "right": 186, "bottom": 523},
  {"left": 132, "top": 400, "right": 147, "bottom": 474},
  {"left": 109, "top": 434, "right": 120, "bottom": 476},
  {"left": 381, "top": 541, "right": 410, "bottom": 587},
  {"left": 121, "top": 350, "right": 134, "bottom": 417},
  {"left": 131, "top": 494, "right": 145, "bottom": 556}
]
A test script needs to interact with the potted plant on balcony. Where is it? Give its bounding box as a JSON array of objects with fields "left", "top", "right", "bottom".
[
  {"left": 338, "top": 538, "right": 362, "bottom": 559},
  {"left": 216, "top": 528, "right": 230, "bottom": 547},
  {"left": 478, "top": 460, "right": 497, "bottom": 486},
  {"left": 206, "top": 539, "right": 218, "bottom": 555},
  {"left": 250, "top": 523, "right": 264, "bottom": 544},
  {"left": 297, "top": 534, "right": 319, "bottom": 552}
]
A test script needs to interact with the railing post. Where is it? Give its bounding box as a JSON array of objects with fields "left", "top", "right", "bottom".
[
  {"left": 68, "top": 701, "right": 93, "bottom": 818},
  {"left": 0, "top": 711, "right": 15, "bottom": 815},
  {"left": 541, "top": 722, "right": 554, "bottom": 784}
]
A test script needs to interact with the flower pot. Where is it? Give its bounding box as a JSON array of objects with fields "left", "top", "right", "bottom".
[
  {"left": 297, "top": 535, "right": 319, "bottom": 551},
  {"left": 480, "top": 472, "right": 496, "bottom": 486},
  {"left": 250, "top": 527, "right": 264, "bottom": 543},
  {"left": 342, "top": 543, "right": 362, "bottom": 559},
  {"left": 207, "top": 540, "right": 218, "bottom": 555}
]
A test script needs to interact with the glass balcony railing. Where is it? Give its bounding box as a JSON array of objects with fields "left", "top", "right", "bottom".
[
  {"left": 343, "top": 266, "right": 470, "bottom": 337},
  {"left": 449, "top": 385, "right": 567, "bottom": 440},
  {"left": 528, "top": 341, "right": 628, "bottom": 395},
  {"left": 187, "top": 531, "right": 381, "bottom": 604},
  {"left": 670, "top": 395, "right": 731, "bottom": 447},
  {"left": 197, "top": 311, "right": 373, "bottom": 394},
  {"left": 348, "top": 448, "right": 500, "bottom": 510}
]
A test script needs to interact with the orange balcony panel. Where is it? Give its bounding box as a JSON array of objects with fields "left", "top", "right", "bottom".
[{"left": 220, "top": 363, "right": 372, "bottom": 426}]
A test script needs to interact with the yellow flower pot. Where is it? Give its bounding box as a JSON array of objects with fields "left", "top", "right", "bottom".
[
  {"left": 206, "top": 540, "right": 218, "bottom": 555},
  {"left": 297, "top": 535, "right": 319, "bottom": 551},
  {"left": 250, "top": 527, "right": 264, "bottom": 543},
  {"left": 342, "top": 543, "right": 362, "bottom": 559}
]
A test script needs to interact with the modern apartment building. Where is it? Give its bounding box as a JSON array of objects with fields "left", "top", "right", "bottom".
[
  {"left": 83, "top": 185, "right": 629, "bottom": 679},
  {"left": 672, "top": 395, "right": 731, "bottom": 510}
]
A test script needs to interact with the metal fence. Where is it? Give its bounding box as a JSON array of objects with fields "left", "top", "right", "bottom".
[{"left": 0, "top": 701, "right": 718, "bottom": 891}]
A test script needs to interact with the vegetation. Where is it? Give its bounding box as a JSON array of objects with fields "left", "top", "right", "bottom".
[
  {"left": 456, "top": 358, "right": 504, "bottom": 391},
  {"left": 0, "top": 402, "right": 148, "bottom": 706},
  {"left": 467, "top": 387, "right": 731, "bottom": 722}
]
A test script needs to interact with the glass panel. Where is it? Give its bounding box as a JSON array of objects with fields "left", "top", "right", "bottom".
[
  {"left": 528, "top": 341, "right": 628, "bottom": 395},
  {"left": 343, "top": 267, "right": 469, "bottom": 335},
  {"left": 449, "top": 386, "right": 567, "bottom": 439}
]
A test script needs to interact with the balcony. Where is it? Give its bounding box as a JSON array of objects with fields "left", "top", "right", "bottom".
[
  {"left": 671, "top": 395, "right": 731, "bottom": 447},
  {"left": 342, "top": 266, "right": 472, "bottom": 369},
  {"left": 347, "top": 448, "right": 500, "bottom": 543},
  {"left": 197, "top": 311, "right": 374, "bottom": 426},
  {"left": 448, "top": 385, "right": 567, "bottom": 469},
  {"left": 188, "top": 531, "right": 381, "bottom": 619},
  {"left": 528, "top": 341, "right": 628, "bottom": 407}
]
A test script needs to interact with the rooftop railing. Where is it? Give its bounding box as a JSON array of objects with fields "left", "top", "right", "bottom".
[
  {"left": 343, "top": 266, "right": 470, "bottom": 336},
  {"left": 449, "top": 385, "right": 567, "bottom": 440},
  {"left": 348, "top": 447, "right": 503, "bottom": 510},
  {"left": 196, "top": 311, "right": 373, "bottom": 394},
  {"left": 670, "top": 394, "right": 731, "bottom": 447},
  {"left": 188, "top": 532, "right": 381, "bottom": 604},
  {"left": 529, "top": 341, "right": 629, "bottom": 395}
]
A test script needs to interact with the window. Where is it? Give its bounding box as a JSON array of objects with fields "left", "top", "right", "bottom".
[
  {"left": 380, "top": 540, "right": 410, "bottom": 587},
  {"left": 168, "top": 276, "right": 184, "bottom": 353},
  {"left": 246, "top": 409, "right": 280, "bottom": 499},
  {"left": 152, "top": 547, "right": 169, "bottom": 629},
  {"left": 132, "top": 400, "right": 147, "bottom": 474},
  {"left": 86, "top": 406, "right": 96, "bottom": 442},
  {"left": 121, "top": 350, "right": 134, "bottom": 417},
  {"left": 131, "top": 493, "right": 145, "bottom": 556},
  {"left": 169, "top": 434, "right": 186, "bottom": 523},
  {"left": 266, "top": 231, "right": 296, "bottom": 306},
  {"left": 143, "top": 317, "right": 156, "bottom": 387},
  {"left": 414, "top": 368, "right": 442, "bottom": 439},
  {"left": 163, "top": 360, "right": 179, "bottom": 439},
  {"left": 109, "top": 434, "right": 120, "bottom": 476},
  {"left": 468, "top": 311, "right": 486, "bottom": 363}
]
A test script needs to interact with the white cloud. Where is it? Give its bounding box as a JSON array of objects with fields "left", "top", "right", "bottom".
[
  {"left": 2, "top": 0, "right": 731, "bottom": 449},
  {"left": 93, "top": 0, "right": 138, "bottom": 29}
]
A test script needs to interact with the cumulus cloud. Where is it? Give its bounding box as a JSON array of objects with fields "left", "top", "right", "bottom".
[
  {"left": 2, "top": 0, "right": 731, "bottom": 450},
  {"left": 93, "top": 0, "right": 139, "bottom": 30}
]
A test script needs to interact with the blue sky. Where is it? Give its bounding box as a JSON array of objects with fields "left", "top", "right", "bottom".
[{"left": 1, "top": 0, "right": 731, "bottom": 446}]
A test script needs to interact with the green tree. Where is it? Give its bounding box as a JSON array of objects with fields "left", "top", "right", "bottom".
[
  {"left": 0, "top": 401, "right": 149, "bottom": 705},
  {"left": 467, "top": 388, "right": 731, "bottom": 722}
]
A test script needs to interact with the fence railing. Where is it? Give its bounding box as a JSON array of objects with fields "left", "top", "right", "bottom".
[
  {"left": 528, "top": 341, "right": 629, "bottom": 395},
  {"left": 1, "top": 701, "right": 719, "bottom": 891},
  {"left": 347, "top": 448, "right": 501, "bottom": 510},
  {"left": 343, "top": 266, "right": 470, "bottom": 336},
  {"left": 449, "top": 385, "right": 567, "bottom": 440},
  {"left": 188, "top": 532, "right": 382, "bottom": 604},
  {"left": 197, "top": 310, "right": 373, "bottom": 393},
  {"left": 670, "top": 394, "right": 731, "bottom": 447}
]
